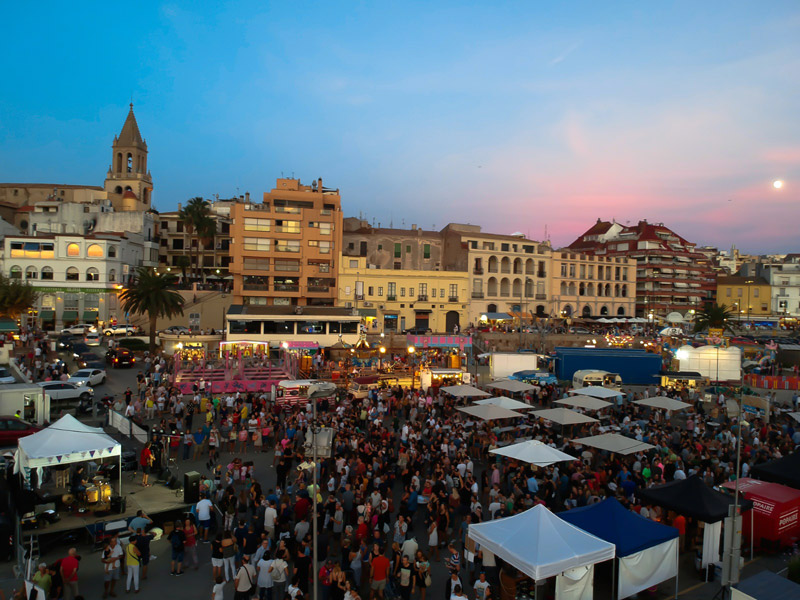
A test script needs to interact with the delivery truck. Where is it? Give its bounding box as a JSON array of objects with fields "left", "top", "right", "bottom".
[
  {"left": 554, "top": 347, "right": 662, "bottom": 385},
  {"left": 488, "top": 352, "right": 543, "bottom": 380}
]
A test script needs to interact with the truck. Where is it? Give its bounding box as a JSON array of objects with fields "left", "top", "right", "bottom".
[
  {"left": 554, "top": 347, "right": 662, "bottom": 385},
  {"left": 488, "top": 352, "right": 543, "bottom": 381},
  {"left": 0, "top": 384, "right": 51, "bottom": 425}
]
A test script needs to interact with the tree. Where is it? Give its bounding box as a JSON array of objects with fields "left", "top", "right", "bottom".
[
  {"left": 0, "top": 274, "right": 38, "bottom": 319},
  {"left": 179, "top": 197, "right": 213, "bottom": 282},
  {"left": 175, "top": 255, "right": 190, "bottom": 283},
  {"left": 693, "top": 304, "right": 734, "bottom": 333},
  {"left": 119, "top": 268, "right": 185, "bottom": 352}
]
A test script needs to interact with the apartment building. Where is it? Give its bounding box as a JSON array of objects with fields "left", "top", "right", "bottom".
[
  {"left": 716, "top": 276, "right": 771, "bottom": 320},
  {"left": 342, "top": 218, "right": 444, "bottom": 270},
  {"left": 549, "top": 251, "right": 637, "bottom": 319},
  {"left": 568, "top": 219, "right": 716, "bottom": 319},
  {"left": 755, "top": 255, "right": 800, "bottom": 320},
  {"left": 338, "top": 255, "right": 468, "bottom": 333},
  {"left": 229, "top": 178, "right": 342, "bottom": 307}
]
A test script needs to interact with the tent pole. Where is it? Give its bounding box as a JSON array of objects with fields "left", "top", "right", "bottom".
[
  {"left": 612, "top": 558, "right": 617, "bottom": 600},
  {"left": 674, "top": 538, "right": 679, "bottom": 599},
  {"left": 118, "top": 453, "right": 122, "bottom": 502}
]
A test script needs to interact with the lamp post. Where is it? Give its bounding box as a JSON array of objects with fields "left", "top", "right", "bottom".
[
  {"left": 379, "top": 345, "right": 386, "bottom": 371},
  {"left": 407, "top": 346, "right": 416, "bottom": 387},
  {"left": 745, "top": 279, "right": 754, "bottom": 329}
]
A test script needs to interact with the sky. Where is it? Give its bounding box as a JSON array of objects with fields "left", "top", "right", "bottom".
[{"left": 1, "top": 1, "right": 798, "bottom": 253}]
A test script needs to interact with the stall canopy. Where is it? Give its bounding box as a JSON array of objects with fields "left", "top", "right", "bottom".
[
  {"left": 490, "top": 440, "right": 577, "bottom": 466},
  {"left": 457, "top": 405, "right": 522, "bottom": 421},
  {"left": 474, "top": 396, "right": 533, "bottom": 411},
  {"left": 732, "top": 569, "right": 800, "bottom": 600},
  {"left": 750, "top": 451, "right": 800, "bottom": 489},
  {"left": 571, "top": 433, "right": 654, "bottom": 455},
  {"left": 468, "top": 504, "right": 615, "bottom": 581},
  {"left": 555, "top": 395, "right": 613, "bottom": 411},
  {"left": 441, "top": 384, "right": 491, "bottom": 398},
  {"left": 634, "top": 396, "right": 692, "bottom": 411},
  {"left": 532, "top": 407, "right": 598, "bottom": 425},
  {"left": 635, "top": 475, "right": 751, "bottom": 523},
  {"left": 569, "top": 387, "right": 624, "bottom": 399},
  {"left": 559, "top": 498, "right": 679, "bottom": 600},
  {"left": 486, "top": 379, "right": 536, "bottom": 394},
  {"left": 14, "top": 414, "right": 121, "bottom": 485}
]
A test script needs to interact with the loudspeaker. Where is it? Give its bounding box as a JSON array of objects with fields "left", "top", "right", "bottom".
[
  {"left": 184, "top": 471, "right": 200, "bottom": 504},
  {"left": 110, "top": 495, "right": 126, "bottom": 514},
  {"left": 166, "top": 476, "right": 178, "bottom": 489}
]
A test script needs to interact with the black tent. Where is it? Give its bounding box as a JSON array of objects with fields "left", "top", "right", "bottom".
[
  {"left": 750, "top": 451, "right": 800, "bottom": 489},
  {"left": 635, "top": 475, "right": 751, "bottom": 523},
  {"left": 734, "top": 569, "right": 800, "bottom": 599}
]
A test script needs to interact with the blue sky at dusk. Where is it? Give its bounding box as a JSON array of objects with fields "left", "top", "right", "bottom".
[{"left": 1, "top": 2, "right": 798, "bottom": 252}]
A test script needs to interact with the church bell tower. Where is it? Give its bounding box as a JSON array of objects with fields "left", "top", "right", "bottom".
[{"left": 104, "top": 104, "right": 153, "bottom": 211}]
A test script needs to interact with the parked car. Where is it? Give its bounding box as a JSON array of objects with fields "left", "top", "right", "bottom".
[
  {"left": 569, "top": 327, "right": 591, "bottom": 334},
  {"left": 0, "top": 368, "right": 15, "bottom": 384},
  {"left": 84, "top": 332, "right": 102, "bottom": 346},
  {"left": 67, "top": 368, "right": 106, "bottom": 387},
  {"left": 61, "top": 323, "right": 97, "bottom": 335},
  {"left": 37, "top": 381, "right": 93, "bottom": 402},
  {"left": 102, "top": 324, "right": 140, "bottom": 336},
  {"left": 71, "top": 343, "right": 90, "bottom": 359},
  {"left": 159, "top": 325, "right": 190, "bottom": 335},
  {"left": 76, "top": 353, "right": 99, "bottom": 369},
  {"left": 56, "top": 335, "right": 75, "bottom": 351},
  {"left": 403, "top": 327, "right": 432, "bottom": 335},
  {"left": 730, "top": 336, "right": 760, "bottom": 346},
  {"left": 659, "top": 327, "right": 685, "bottom": 337},
  {"left": 0, "top": 417, "right": 41, "bottom": 446},
  {"left": 106, "top": 348, "right": 136, "bottom": 368}
]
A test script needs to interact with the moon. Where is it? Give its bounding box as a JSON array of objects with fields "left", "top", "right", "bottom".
[{"left": 773, "top": 180, "right": 784, "bottom": 189}]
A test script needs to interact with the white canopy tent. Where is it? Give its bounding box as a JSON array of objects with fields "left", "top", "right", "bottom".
[
  {"left": 532, "top": 408, "right": 598, "bottom": 426},
  {"left": 569, "top": 387, "right": 624, "bottom": 399},
  {"left": 571, "top": 433, "right": 655, "bottom": 456},
  {"left": 555, "top": 395, "right": 613, "bottom": 411},
  {"left": 14, "top": 414, "right": 122, "bottom": 490},
  {"left": 441, "top": 384, "right": 491, "bottom": 398},
  {"left": 475, "top": 396, "right": 533, "bottom": 411},
  {"left": 486, "top": 379, "right": 536, "bottom": 394},
  {"left": 490, "top": 440, "right": 578, "bottom": 466},
  {"left": 634, "top": 396, "right": 692, "bottom": 412},
  {"left": 457, "top": 405, "right": 522, "bottom": 421},
  {"left": 468, "top": 504, "right": 615, "bottom": 599}
]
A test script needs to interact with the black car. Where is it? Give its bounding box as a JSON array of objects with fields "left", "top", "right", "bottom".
[
  {"left": 71, "top": 342, "right": 90, "bottom": 359},
  {"left": 404, "top": 326, "right": 432, "bottom": 335},
  {"left": 76, "top": 353, "right": 99, "bottom": 369},
  {"left": 106, "top": 348, "right": 136, "bottom": 368},
  {"left": 56, "top": 335, "right": 75, "bottom": 351}
]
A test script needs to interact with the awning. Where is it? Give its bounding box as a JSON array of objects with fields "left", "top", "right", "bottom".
[
  {"left": 61, "top": 310, "right": 78, "bottom": 321},
  {"left": 83, "top": 310, "right": 99, "bottom": 321},
  {"left": 481, "top": 312, "right": 512, "bottom": 321},
  {"left": 508, "top": 311, "right": 534, "bottom": 319},
  {"left": 39, "top": 310, "right": 55, "bottom": 321},
  {"left": 0, "top": 319, "right": 19, "bottom": 332},
  {"left": 356, "top": 308, "right": 376, "bottom": 317}
]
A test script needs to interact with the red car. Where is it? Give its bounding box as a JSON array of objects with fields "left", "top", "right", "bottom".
[
  {"left": 0, "top": 416, "right": 41, "bottom": 446},
  {"left": 729, "top": 337, "right": 760, "bottom": 347}
]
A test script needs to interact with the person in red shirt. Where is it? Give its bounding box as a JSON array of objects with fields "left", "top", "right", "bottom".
[
  {"left": 140, "top": 442, "right": 154, "bottom": 487},
  {"left": 370, "top": 549, "right": 392, "bottom": 600},
  {"left": 672, "top": 513, "right": 687, "bottom": 551},
  {"left": 60, "top": 547, "right": 80, "bottom": 600}
]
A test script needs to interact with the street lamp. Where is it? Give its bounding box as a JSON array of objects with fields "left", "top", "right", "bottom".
[{"left": 379, "top": 346, "right": 386, "bottom": 370}]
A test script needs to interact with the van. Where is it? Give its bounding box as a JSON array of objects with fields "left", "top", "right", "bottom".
[
  {"left": 275, "top": 380, "right": 336, "bottom": 406},
  {"left": 572, "top": 369, "right": 622, "bottom": 389},
  {"left": 347, "top": 376, "right": 399, "bottom": 399}
]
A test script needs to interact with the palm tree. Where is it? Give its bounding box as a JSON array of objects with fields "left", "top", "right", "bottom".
[
  {"left": 175, "top": 255, "right": 190, "bottom": 284},
  {"left": 179, "top": 197, "right": 212, "bottom": 282},
  {"left": 195, "top": 215, "right": 217, "bottom": 282},
  {"left": 693, "top": 304, "right": 734, "bottom": 333},
  {"left": 119, "top": 268, "right": 185, "bottom": 352},
  {"left": 0, "top": 274, "right": 38, "bottom": 319}
]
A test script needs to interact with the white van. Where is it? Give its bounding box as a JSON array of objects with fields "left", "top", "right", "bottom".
[{"left": 572, "top": 370, "right": 622, "bottom": 389}]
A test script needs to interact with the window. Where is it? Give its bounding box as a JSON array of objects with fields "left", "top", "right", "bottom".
[
  {"left": 87, "top": 244, "right": 103, "bottom": 258},
  {"left": 561, "top": 264, "right": 567, "bottom": 277},
  {"left": 368, "top": 286, "right": 374, "bottom": 296},
  {"left": 726, "top": 288, "right": 732, "bottom": 297},
  {"left": 406, "top": 245, "right": 411, "bottom": 253},
  {"left": 67, "top": 243, "right": 80, "bottom": 257},
  {"left": 432, "top": 288, "right": 437, "bottom": 298},
  {"left": 66, "top": 267, "right": 79, "bottom": 281},
  {"left": 410, "top": 287, "right": 415, "bottom": 297},
  {"left": 297, "top": 321, "right": 325, "bottom": 334},
  {"left": 229, "top": 320, "right": 263, "bottom": 334},
  {"left": 388, "top": 282, "right": 396, "bottom": 299},
  {"left": 275, "top": 240, "right": 300, "bottom": 253},
  {"left": 569, "top": 264, "right": 576, "bottom": 278},
  {"left": 440, "top": 288, "right": 444, "bottom": 298},
  {"left": 64, "top": 293, "right": 79, "bottom": 310},
  {"left": 108, "top": 246, "right": 117, "bottom": 258},
  {"left": 275, "top": 220, "right": 300, "bottom": 233},
  {"left": 349, "top": 259, "right": 358, "bottom": 268},
  {"left": 394, "top": 243, "right": 401, "bottom": 258},
  {"left": 9, "top": 266, "right": 21, "bottom": 279},
  {"left": 737, "top": 288, "right": 743, "bottom": 297},
  {"left": 319, "top": 222, "right": 332, "bottom": 235},
  {"left": 273, "top": 259, "right": 300, "bottom": 271},
  {"left": 244, "top": 238, "right": 272, "bottom": 252},
  {"left": 10, "top": 241, "right": 54, "bottom": 259},
  {"left": 449, "top": 284, "right": 458, "bottom": 300},
  {"left": 25, "top": 266, "right": 37, "bottom": 279},
  {"left": 244, "top": 218, "right": 271, "bottom": 232},
  {"left": 378, "top": 244, "right": 383, "bottom": 251},
  {"left": 501, "top": 243, "right": 509, "bottom": 252},
  {"left": 319, "top": 241, "right": 331, "bottom": 254},
  {"left": 108, "top": 269, "right": 116, "bottom": 282},
  {"left": 172, "top": 239, "right": 184, "bottom": 250},
  {"left": 400, "top": 288, "right": 406, "bottom": 297},
  {"left": 243, "top": 257, "right": 270, "bottom": 271},
  {"left": 418, "top": 284, "right": 427, "bottom": 299},
  {"left": 378, "top": 287, "right": 383, "bottom": 297},
  {"left": 41, "top": 266, "right": 53, "bottom": 281},
  {"left": 470, "top": 241, "right": 478, "bottom": 249},
  {"left": 754, "top": 288, "right": 759, "bottom": 298},
  {"left": 423, "top": 244, "right": 431, "bottom": 259},
  {"left": 86, "top": 268, "right": 100, "bottom": 281}
]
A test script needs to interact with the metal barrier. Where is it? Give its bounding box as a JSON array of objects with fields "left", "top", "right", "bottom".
[{"left": 108, "top": 410, "right": 149, "bottom": 444}]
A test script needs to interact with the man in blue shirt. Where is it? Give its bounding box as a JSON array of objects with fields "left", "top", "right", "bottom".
[
  {"left": 527, "top": 475, "right": 539, "bottom": 495},
  {"left": 128, "top": 510, "right": 152, "bottom": 534}
]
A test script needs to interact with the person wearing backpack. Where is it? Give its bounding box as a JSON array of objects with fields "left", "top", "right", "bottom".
[
  {"left": 234, "top": 554, "right": 257, "bottom": 600},
  {"left": 168, "top": 521, "right": 186, "bottom": 576}
]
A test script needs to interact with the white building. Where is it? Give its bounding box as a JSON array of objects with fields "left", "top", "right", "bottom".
[
  {"left": 1, "top": 233, "right": 147, "bottom": 330},
  {"left": 759, "top": 255, "right": 800, "bottom": 319}
]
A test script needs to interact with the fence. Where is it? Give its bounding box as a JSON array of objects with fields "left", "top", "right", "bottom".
[
  {"left": 744, "top": 374, "right": 800, "bottom": 390},
  {"left": 108, "top": 410, "right": 149, "bottom": 445}
]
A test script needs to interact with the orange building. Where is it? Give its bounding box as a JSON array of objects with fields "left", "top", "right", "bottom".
[{"left": 229, "top": 177, "right": 342, "bottom": 307}]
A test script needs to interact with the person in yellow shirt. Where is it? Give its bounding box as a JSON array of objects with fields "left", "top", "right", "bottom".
[
  {"left": 240, "top": 404, "right": 248, "bottom": 420},
  {"left": 125, "top": 540, "right": 142, "bottom": 593}
]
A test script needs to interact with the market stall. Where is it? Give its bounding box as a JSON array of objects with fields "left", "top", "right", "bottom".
[
  {"left": 440, "top": 384, "right": 490, "bottom": 398},
  {"left": 750, "top": 451, "right": 800, "bottom": 489},
  {"left": 721, "top": 478, "right": 800, "bottom": 549},
  {"left": 468, "top": 504, "right": 615, "bottom": 600},
  {"left": 570, "top": 433, "right": 654, "bottom": 456},
  {"left": 486, "top": 379, "right": 536, "bottom": 394},
  {"left": 490, "top": 439, "right": 578, "bottom": 467},
  {"left": 474, "top": 396, "right": 533, "bottom": 411},
  {"left": 559, "top": 498, "right": 680, "bottom": 599}
]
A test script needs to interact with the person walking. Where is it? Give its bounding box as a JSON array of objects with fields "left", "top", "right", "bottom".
[
  {"left": 125, "top": 538, "right": 142, "bottom": 593},
  {"left": 168, "top": 521, "right": 186, "bottom": 576},
  {"left": 221, "top": 530, "right": 237, "bottom": 582},
  {"left": 234, "top": 554, "right": 257, "bottom": 600},
  {"left": 269, "top": 549, "right": 289, "bottom": 600},
  {"left": 184, "top": 518, "right": 200, "bottom": 570},
  {"left": 256, "top": 550, "right": 274, "bottom": 600}
]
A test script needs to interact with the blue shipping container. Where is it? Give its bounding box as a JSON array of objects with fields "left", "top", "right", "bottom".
[{"left": 554, "top": 347, "right": 662, "bottom": 385}]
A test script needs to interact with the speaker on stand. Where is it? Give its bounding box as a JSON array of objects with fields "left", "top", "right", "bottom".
[{"left": 184, "top": 471, "right": 200, "bottom": 504}]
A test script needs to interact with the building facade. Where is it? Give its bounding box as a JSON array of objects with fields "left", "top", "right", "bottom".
[
  {"left": 568, "top": 219, "right": 716, "bottom": 319},
  {"left": 342, "top": 218, "right": 444, "bottom": 270},
  {"left": 229, "top": 178, "right": 342, "bottom": 307},
  {"left": 757, "top": 256, "right": 800, "bottom": 320},
  {"left": 338, "top": 256, "right": 468, "bottom": 333},
  {"left": 716, "top": 276, "right": 772, "bottom": 320},
  {"left": 549, "top": 251, "right": 637, "bottom": 319},
  {"left": 1, "top": 234, "right": 146, "bottom": 329}
]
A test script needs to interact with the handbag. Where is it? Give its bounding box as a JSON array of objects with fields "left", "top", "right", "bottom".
[{"left": 425, "top": 573, "right": 432, "bottom": 587}]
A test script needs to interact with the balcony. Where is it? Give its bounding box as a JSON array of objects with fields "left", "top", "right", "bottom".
[
  {"left": 472, "top": 292, "right": 484, "bottom": 299},
  {"left": 473, "top": 267, "right": 484, "bottom": 274},
  {"left": 537, "top": 271, "right": 546, "bottom": 278},
  {"left": 274, "top": 284, "right": 299, "bottom": 293},
  {"left": 355, "top": 294, "right": 364, "bottom": 301},
  {"left": 387, "top": 295, "right": 397, "bottom": 301},
  {"left": 417, "top": 295, "right": 428, "bottom": 301},
  {"left": 500, "top": 267, "right": 511, "bottom": 274},
  {"left": 535, "top": 293, "right": 547, "bottom": 300},
  {"left": 307, "top": 285, "right": 331, "bottom": 293},
  {"left": 242, "top": 283, "right": 269, "bottom": 291}
]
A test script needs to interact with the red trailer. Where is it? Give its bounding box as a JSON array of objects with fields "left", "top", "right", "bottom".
[{"left": 722, "top": 478, "right": 800, "bottom": 548}]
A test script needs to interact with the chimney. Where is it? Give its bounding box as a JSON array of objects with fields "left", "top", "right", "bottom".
[
  {"left": 411, "top": 224, "right": 417, "bottom": 231},
  {"left": 177, "top": 202, "right": 182, "bottom": 211},
  {"left": 245, "top": 192, "right": 250, "bottom": 202},
  {"left": 317, "top": 177, "right": 323, "bottom": 191}
]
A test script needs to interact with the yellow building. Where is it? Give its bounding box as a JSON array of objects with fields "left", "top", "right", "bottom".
[
  {"left": 338, "top": 256, "right": 468, "bottom": 333},
  {"left": 717, "top": 276, "right": 771, "bottom": 318}
]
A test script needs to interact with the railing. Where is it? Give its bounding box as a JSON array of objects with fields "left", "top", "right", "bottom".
[
  {"left": 448, "top": 296, "right": 459, "bottom": 303},
  {"left": 242, "top": 283, "right": 269, "bottom": 291},
  {"left": 537, "top": 271, "right": 546, "bottom": 278},
  {"left": 488, "top": 267, "right": 498, "bottom": 273},
  {"left": 355, "top": 294, "right": 364, "bottom": 301},
  {"left": 472, "top": 292, "right": 484, "bottom": 299},
  {"left": 473, "top": 268, "right": 484, "bottom": 274},
  {"left": 274, "top": 284, "right": 299, "bottom": 292},
  {"left": 307, "top": 285, "right": 331, "bottom": 293},
  {"left": 500, "top": 267, "right": 511, "bottom": 273},
  {"left": 387, "top": 295, "right": 397, "bottom": 301},
  {"left": 535, "top": 293, "right": 547, "bottom": 299},
  {"left": 417, "top": 295, "right": 428, "bottom": 301}
]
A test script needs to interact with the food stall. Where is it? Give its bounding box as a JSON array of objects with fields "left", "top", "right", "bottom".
[{"left": 722, "top": 478, "right": 800, "bottom": 549}]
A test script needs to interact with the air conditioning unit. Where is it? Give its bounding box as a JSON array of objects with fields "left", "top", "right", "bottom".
[
  {"left": 379, "top": 305, "right": 385, "bottom": 310},
  {"left": 363, "top": 301, "right": 373, "bottom": 307}
]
